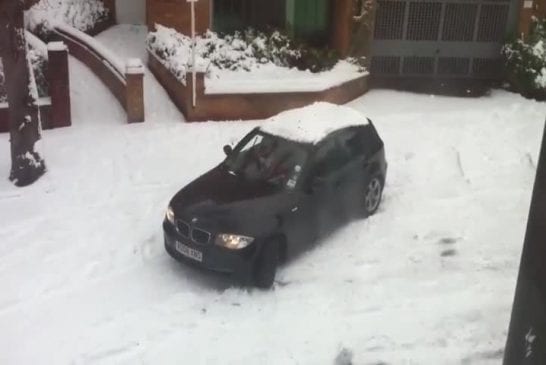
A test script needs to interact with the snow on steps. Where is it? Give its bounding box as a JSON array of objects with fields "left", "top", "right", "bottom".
[{"left": 52, "top": 23, "right": 145, "bottom": 124}]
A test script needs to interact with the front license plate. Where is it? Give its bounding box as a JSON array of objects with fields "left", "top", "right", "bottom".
[{"left": 176, "top": 242, "right": 203, "bottom": 262}]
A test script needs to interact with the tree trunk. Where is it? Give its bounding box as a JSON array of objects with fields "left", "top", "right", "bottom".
[
  {"left": 0, "top": 0, "right": 46, "bottom": 187},
  {"left": 349, "top": 0, "right": 377, "bottom": 66}
]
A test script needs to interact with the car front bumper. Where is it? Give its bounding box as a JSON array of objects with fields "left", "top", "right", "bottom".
[{"left": 163, "top": 220, "right": 258, "bottom": 281}]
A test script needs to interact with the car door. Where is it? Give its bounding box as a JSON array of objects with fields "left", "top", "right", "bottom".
[
  {"left": 335, "top": 127, "right": 371, "bottom": 218},
  {"left": 307, "top": 135, "right": 352, "bottom": 238}
]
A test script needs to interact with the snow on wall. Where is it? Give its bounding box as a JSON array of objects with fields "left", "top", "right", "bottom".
[
  {"left": 54, "top": 22, "right": 127, "bottom": 77},
  {"left": 25, "top": 31, "right": 48, "bottom": 57},
  {"left": 26, "top": 0, "right": 110, "bottom": 33}
]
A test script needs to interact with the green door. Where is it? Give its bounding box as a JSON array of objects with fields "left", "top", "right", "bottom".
[{"left": 286, "top": 0, "right": 329, "bottom": 44}]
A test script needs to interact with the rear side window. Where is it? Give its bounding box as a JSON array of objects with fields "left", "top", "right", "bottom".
[
  {"left": 313, "top": 138, "right": 350, "bottom": 177},
  {"left": 336, "top": 126, "right": 377, "bottom": 158}
]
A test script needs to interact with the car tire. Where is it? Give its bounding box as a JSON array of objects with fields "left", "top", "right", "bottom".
[
  {"left": 253, "top": 239, "right": 279, "bottom": 289},
  {"left": 364, "top": 175, "right": 384, "bottom": 216}
]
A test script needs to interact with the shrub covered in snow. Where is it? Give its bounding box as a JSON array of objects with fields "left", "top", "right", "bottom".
[
  {"left": 26, "top": 0, "right": 110, "bottom": 37},
  {"left": 146, "top": 25, "right": 345, "bottom": 84},
  {"left": 0, "top": 46, "right": 49, "bottom": 103},
  {"left": 0, "top": 63, "right": 6, "bottom": 104},
  {"left": 502, "top": 18, "right": 546, "bottom": 99}
]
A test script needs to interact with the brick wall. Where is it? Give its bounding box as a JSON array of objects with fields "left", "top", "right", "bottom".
[
  {"left": 146, "top": 0, "right": 211, "bottom": 34},
  {"left": 519, "top": 0, "right": 546, "bottom": 39},
  {"left": 148, "top": 51, "right": 369, "bottom": 122}
]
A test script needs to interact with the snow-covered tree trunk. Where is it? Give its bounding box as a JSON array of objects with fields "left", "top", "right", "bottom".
[{"left": 0, "top": 0, "right": 46, "bottom": 186}]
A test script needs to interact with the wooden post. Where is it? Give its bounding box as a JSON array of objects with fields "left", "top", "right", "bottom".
[
  {"left": 47, "top": 41, "right": 71, "bottom": 129},
  {"left": 125, "top": 58, "right": 145, "bottom": 123},
  {"left": 503, "top": 120, "right": 546, "bottom": 364}
]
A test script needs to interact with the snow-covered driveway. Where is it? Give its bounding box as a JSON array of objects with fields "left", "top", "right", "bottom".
[{"left": 0, "top": 89, "right": 544, "bottom": 364}]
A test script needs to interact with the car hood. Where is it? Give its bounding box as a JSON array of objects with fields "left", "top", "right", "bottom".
[
  {"left": 169, "top": 165, "right": 297, "bottom": 232},
  {"left": 171, "top": 165, "right": 281, "bottom": 209}
]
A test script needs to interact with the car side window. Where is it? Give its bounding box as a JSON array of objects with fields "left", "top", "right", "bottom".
[
  {"left": 312, "top": 138, "right": 350, "bottom": 178},
  {"left": 337, "top": 127, "right": 369, "bottom": 158}
]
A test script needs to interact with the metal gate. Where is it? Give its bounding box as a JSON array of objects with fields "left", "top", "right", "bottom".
[{"left": 370, "top": 0, "right": 519, "bottom": 79}]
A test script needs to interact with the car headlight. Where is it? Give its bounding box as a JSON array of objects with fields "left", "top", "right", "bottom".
[
  {"left": 165, "top": 205, "right": 175, "bottom": 224},
  {"left": 215, "top": 234, "right": 254, "bottom": 250}
]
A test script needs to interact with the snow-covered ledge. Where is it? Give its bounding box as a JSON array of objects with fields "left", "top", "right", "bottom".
[
  {"left": 205, "top": 62, "right": 369, "bottom": 95},
  {"left": 147, "top": 50, "right": 370, "bottom": 122},
  {"left": 52, "top": 23, "right": 145, "bottom": 123}
]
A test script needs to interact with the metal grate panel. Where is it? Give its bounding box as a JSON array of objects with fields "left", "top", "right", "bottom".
[
  {"left": 438, "top": 57, "right": 470, "bottom": 75},
  {"left": 406, "top": 2, "right": 442, "bottom": 41},
  {"left": 477, "top": 4, "right": 510, "bottom": 42},
  {"left": 442, "top": 3, "right": 478, "bottom": 41},
  {"left": 374, "top": 1, "right": 406, "bottom": 40},
  {"left": 472, "top": 58, "right": 503, "bottom": 77},
  {"left": 402, "top": 56, "right": 434, "bottom": 74},
  {"left": 371, "top": 56, "right": 401, "bottom": 74}
]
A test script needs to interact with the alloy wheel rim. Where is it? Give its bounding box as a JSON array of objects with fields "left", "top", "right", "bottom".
[{"left": 365, "top": 178, "right": 382, "bottom": 212}]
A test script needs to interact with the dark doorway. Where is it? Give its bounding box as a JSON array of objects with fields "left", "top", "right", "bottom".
[{"left": 213, "top": 0, "right": 285, "bottom": 34}]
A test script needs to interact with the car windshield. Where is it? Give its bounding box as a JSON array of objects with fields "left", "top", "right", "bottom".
[{"left": 225, "top": 131, "right": 308, "bottom": 189}]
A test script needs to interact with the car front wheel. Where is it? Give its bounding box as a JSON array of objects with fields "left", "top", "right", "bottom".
[
  {"left": 364, "top": 176, "right": 383, "bottom": 216},
  {"left": 253, "top": 239, "right": 279, "bottom": 289}
]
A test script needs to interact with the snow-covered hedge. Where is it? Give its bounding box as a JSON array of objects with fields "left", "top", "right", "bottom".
[
  {"left": 502, "top": 18, "right": 546, "bottom": 99},
  {"left": 146, "top": 25, "right": 345, "bottom": 84},
  {"left": 0, "top": 45, "right": 49, "bottom": 104},
  {"left": 0, "top": 64, "right": 6, "bottom": 104},
  {"left": 26, "top": 0, "right": 110, "bottom": 36}
]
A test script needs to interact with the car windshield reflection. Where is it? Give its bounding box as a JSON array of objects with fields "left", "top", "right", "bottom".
[{"left": 225, "top": 131, "right": 308, "bottom": 189}]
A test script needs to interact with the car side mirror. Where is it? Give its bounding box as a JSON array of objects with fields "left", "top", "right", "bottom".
[{"left": 223, "top": 145, "right": 233, "bottom": 156}]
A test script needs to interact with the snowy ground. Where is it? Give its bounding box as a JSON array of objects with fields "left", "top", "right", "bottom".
[
  {"left": 0, "top": 25, "right": 545, "bottom": 365},
  {"left": 0, "top": 86, "right": 544, "bottom": 364}
]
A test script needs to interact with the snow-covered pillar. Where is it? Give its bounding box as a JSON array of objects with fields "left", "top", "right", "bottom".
[
  {"left": 47, "top": 41, "right": 71, "bottom": 128},
  {"left": 125, "top": 58, "right": 145, "bottom": 124}
]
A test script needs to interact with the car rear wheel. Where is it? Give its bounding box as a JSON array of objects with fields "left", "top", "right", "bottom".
[
  {"left": 253, "top": 239, "right": 279, "bottom": 289},
  {"left": 364, "top": 176, "right": 383, "bottom": 216}
]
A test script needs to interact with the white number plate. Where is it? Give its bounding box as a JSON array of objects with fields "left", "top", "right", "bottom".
[{"left": 176, "top": 242, "right": 203, "bottom": 262}]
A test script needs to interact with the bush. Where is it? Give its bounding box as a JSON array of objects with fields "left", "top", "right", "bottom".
[
  {"left": 146, "top": 25, "right": 346, "bottom": 83},
  {"left": 0, "top": 47, "right": 49, "bottom": 103},
  {"left": 27, "top": 0, "right": 110, "bottom": 38},
  {"left": 0, "top": 64, "right": 6, "bottom": 103},
  {"left": 502, "top": 18, "right": 546, "bottom": 99}
]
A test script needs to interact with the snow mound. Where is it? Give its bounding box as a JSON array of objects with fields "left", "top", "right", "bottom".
[{"left": 260, "top": 102, "right": 369, "bottom": 144}]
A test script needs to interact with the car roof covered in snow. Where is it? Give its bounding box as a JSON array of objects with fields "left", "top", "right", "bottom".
[{"left": 259, "top": 102, "right": 369, "bottom": 144}]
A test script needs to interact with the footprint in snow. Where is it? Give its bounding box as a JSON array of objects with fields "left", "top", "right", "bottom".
[
  {"left": 441, "top": 249, "right": 457, "bottom": 257},
  {"left": 437, "top": 237, "right": 460, "bottom": 245},
  {"left": 334, "top": 347, "right": 353, "bottom": 365}
]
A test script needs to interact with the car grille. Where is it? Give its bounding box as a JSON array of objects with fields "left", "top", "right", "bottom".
[
  {"left": 175, "top": 219, "right": 211, "bottom": 245},
  {"left": 176, "top": 220, "right": 190, "bottom": 238},
  {"left": 192, "top": 228, "right": 211, "bottom": 245}
]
